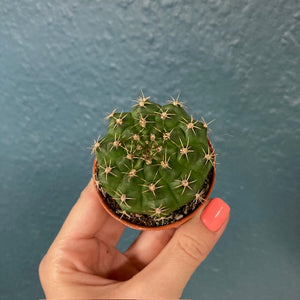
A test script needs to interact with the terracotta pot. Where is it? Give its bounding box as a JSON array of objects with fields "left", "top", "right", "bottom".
[{"left": 92, "top": 140, "right": 216, "bottom": 231}]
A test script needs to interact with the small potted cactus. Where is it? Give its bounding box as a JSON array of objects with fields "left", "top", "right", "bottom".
[{"left": 92, "top": 92, "right": 216, "bottom": 230}]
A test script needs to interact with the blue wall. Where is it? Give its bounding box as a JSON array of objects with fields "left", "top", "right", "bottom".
[{"left": 1, "top": 1, "right": 299, "bottom": 299}]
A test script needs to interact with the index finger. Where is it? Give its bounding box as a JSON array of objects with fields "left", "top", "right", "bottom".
[{"left": 56, "top": 178, "right": 109, "bottom": 240}]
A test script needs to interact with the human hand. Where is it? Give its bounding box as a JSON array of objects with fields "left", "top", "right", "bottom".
[{"left": 39, "top": 178, "right": 230, "bottom": 299}]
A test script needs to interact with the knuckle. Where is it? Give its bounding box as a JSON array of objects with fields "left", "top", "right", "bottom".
[
  {"left": 176, "top": 233, "right": 210, "bottom": 262},
  {"left": 79, "top": 188, "right": 87, "bottom": 199},
  {"left": 38, "top": 254, "right": 48, "bottom": 281},
  {"left": 39, "top": 246, "right": 66, "bottom": 282}
]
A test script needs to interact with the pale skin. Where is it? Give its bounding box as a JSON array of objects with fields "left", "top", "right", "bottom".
[{"left": 39, "top": 178, "right": 229, "bottom": 299}]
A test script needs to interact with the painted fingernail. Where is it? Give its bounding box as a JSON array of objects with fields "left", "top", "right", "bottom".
[{"left": 200, "top": 198, "right": 230, "bottom": 232}]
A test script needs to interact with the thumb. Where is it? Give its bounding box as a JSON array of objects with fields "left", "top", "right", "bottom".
[{"left": 135, "top": 198, "right": 230, "bottom": 298}]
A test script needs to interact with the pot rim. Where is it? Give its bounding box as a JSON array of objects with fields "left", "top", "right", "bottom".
[{"left": 92, "top": 139, "right": 216, "bottom": 231}]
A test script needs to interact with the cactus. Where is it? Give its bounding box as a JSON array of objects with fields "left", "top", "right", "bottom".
[{"left": 93, "top": 93, "right": 215, "bottom": 225}]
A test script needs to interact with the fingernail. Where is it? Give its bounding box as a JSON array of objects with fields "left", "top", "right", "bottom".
[{"left": 200, "top": 198, "right": 230, "bottom": 232}]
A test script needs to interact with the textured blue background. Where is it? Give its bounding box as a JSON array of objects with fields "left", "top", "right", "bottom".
[{"left": 1, "top": 0, "right": 299, "bottom": 299}]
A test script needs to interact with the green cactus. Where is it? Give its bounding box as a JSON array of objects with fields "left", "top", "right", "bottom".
[{"left": 93, "top": 93, "right": 215, "bottom": 223}]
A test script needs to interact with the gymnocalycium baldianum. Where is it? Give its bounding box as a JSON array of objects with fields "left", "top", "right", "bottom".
[{"left": 92, "top": 92, "right": 216, "bottom": 226}]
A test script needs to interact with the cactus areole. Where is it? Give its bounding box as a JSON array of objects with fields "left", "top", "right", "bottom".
[{"left": 92, "top": 94, "right": 216, "bottom": 230}]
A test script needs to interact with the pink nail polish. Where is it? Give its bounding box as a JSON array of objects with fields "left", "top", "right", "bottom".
[{"left": 200, "top": 198, "right": 230, "bottom": 232}]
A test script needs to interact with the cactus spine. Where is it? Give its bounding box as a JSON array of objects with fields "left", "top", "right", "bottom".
[{"left": 93, "top": 93, "right": 215, "bottom": 222}]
